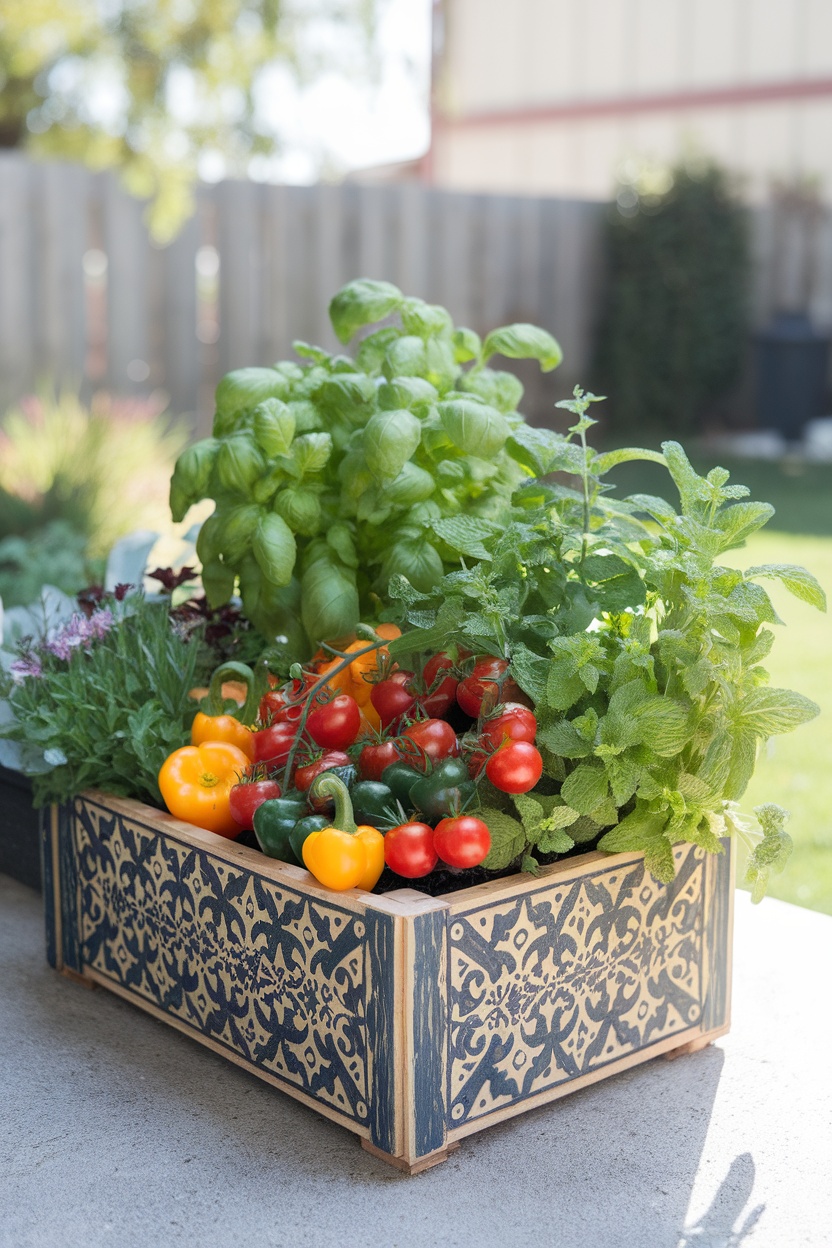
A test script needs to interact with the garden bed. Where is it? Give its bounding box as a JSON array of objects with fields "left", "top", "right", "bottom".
[{"left": 45, "top": 790, "right": 734, "bottom": 1173}]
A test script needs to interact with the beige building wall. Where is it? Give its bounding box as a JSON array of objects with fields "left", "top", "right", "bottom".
[{"left": 431, "top": 0, "right": 832, "bottom": 200}]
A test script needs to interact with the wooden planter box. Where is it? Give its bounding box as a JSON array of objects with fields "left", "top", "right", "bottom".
[{"left": 43, "top": 792, "right": 734, "bottom": 1173}]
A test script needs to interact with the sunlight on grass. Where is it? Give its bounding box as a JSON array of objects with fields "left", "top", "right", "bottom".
[{"left": 725, "top": 532, "right": 832, "bottom": 915}]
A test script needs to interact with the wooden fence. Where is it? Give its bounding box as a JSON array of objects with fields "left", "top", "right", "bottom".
[
  {"left": 3, "top": 152, "right": 832, "bottom": 433},
  {"left": 0, "top": 154, "right": 605, "bottom": 431}
]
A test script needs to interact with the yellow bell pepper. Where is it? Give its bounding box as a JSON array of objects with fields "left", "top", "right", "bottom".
[{"left": 301, "top": 774, "right": 384, "bottom": 892}]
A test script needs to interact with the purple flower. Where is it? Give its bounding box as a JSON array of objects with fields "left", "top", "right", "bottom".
[
  {"left": 44, "top": 607, "right": 116, "bottom": 661},
  {"left": 9, "top": 654, "right": 42, "bottom": 681}
]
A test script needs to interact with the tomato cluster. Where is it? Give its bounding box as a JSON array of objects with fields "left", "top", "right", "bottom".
[{"left": 226, "top": 645, "right": 545, "bottom": 886}]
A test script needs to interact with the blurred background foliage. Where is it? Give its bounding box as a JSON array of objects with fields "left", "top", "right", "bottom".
[
  {"left": 0, "top": 0, "right": 381, "bottom": 240},
  {"left": 0, "top": 390, "right": 187, "bottom": 605},
  {"left": 594, "top": 160, "right": 751, "bottom": 436}
]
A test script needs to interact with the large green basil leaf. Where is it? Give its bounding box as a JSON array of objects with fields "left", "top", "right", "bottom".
[
  {"left": 288, "top": 432, "right": 333, "bottom": 478},
  {"left": 215, "top": 503, "right": 261, "bottom": 563},
  {"left": 460, "top": 367, "right": 524, "bottom": 413},
  {"left": 363, "top": 409, "right": 422, "bottom": 481},
  {"left": 253, "top": 398, "right": 295, "bottom": 457},
  {"left": 313, "top": 374, "right": 376, "bottom": 425},
  {"left": 355, "top": 327, "right": 401, "bottom": 374},
  {"left": 377, "top": 377, "right": 438, "bottom": 411},
  {"left": 252, "top": 512, "right": 297, "bottom": 586},
  {"left": 217, "top": 433, "right": 265, "bottom": 494},
  {"left": 169, "top": 438, "right": 218, "bottom": 521},
  {"left": 380, "top": 538, "right": 444, "bottom": 594},
  {"left": 385, "top": 462, "right": 436, "bottom": 507},
  {"left": 200, "top": 559, "right": 236, "bottom": 609},
  {"left": 482, "top": 323, "right": 562, "bottom": 372},
  {"left": 214, "top": 368, "right": 288, "bottom": 434},
  {"left": 400, "top": 298, "right": 454, "bottom": 339},
  {"left": 424, "top": 337, "right": 458, "bottom": 392},
  {"left": 273, "top": 486, "right": 322, "bottom": 536},
  {"left": 329, "top": 278, "right": 403, "bottom": 344},
  {"left": 195, "top": 513, "right": 223, "bottom": 565},
  {"left": 452, "top": 327, "right": 481, "bottom": 362},
  {"left": 287, "top": 399, "right": 322, "bottom": 433},
  {"left": 437, "top": 398, "right": 509, "bottom": 457},
  {"left": 384, "top": 335, "right": 427, "bottom": 379},
  {"left": 301, "top": 558, "right": 360, "bottom": 643}
]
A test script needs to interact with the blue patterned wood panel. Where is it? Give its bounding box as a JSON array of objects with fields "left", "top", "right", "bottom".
[
  {"left": 72, "top": 796, "right": 375, "bottom": 1130},
  {"left": 447, "top": 843, "right": 721, "bottom": 1128}
]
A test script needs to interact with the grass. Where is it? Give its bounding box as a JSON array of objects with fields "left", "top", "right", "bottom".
[{"left": 607, "top": 452, "right": 832, "bottom": 916}]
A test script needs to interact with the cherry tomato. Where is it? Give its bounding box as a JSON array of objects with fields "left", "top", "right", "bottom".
[
  {"left": 384, "top": 822, "right": 439, "bottom": 878},
  {"left": 423, "top": 653, "right": 454, "bottom": 686},
  {"left": 306, "top": 694, "right": 361, "bottom": 750},
  {"left": 402, "top": 718, "right": 459, "bottom": 762},
  {"left": 371, "top": 678, "right": 417, "bottom": 729},
  {"left": 259, "top": 689, "right": 288, "bottom": 722},
  {"left": 294, "top": 750, "right": 351, "bottom": 793},
  {"left": 358, "top": 739, "right": 403, "bottom": 781},
  {"left": 228, "top": 779, "right": 281, "bottom": 831},
  {"left": 417, "top": 653, "right": 459, "bottom": 718},
  {"left": 457, "top": 658, "right": 526, "bottom": 717},
  {"left": 433, "top": 815, "right": 491, "bottom": 868},
  {"left": 485, "top": 741, "right": 543, "bottom": 794},
  {"left": 252, "top": 721, "right": 296, "bottom": 766},
  {"left": 481, "top": 703, "right": 537, "bottom": 749}
]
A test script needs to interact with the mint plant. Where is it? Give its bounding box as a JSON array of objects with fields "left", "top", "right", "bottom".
[{"left": 385, "top": 389, "right": 825, "bottom": 895}]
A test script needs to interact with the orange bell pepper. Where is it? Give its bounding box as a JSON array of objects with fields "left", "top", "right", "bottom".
[
  {"left": 158, "top": 741, "right": 250, "bottom": 838},
  {"left": 190, "top": 661, "right": 268, "bottom": 759},
  {"left": 191, "top": 711, "right": 254, "bottom": 759},
  {"left": 189, "top": 680, "right": 249, "bottom": 706}
]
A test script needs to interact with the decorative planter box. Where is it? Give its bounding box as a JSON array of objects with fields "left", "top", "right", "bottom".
[{"left": 44, "top": 792, "right": 734, "bottom": 1173}]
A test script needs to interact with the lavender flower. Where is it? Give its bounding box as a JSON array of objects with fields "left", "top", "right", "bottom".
[
  {"left": 9, "top": 653, "right": 42, "bottom": 681},
  {"left": 44, "top": 608, "right": 116, "bottom": 661}
]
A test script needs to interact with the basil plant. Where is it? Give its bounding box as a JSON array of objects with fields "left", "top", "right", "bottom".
[{"left": 170, "top": 279, "right": 563, "bottom": 652}]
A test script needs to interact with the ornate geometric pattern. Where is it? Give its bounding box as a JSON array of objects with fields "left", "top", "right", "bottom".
[
  {"left": 448, "top": 844, "right": 707, "bottom": 1125},
  {"left": 73, "top": 799, "right": 370, "bottom": 1125}
]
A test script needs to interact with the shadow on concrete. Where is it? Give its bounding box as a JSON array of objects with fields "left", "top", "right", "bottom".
[{"left": 678, "top": 1152, "right": 765, "bottom": 1248}]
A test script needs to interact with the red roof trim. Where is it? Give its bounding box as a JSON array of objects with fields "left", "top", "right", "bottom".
[{"left": 434, "top": 77, "right": 832, "bottom": 129}]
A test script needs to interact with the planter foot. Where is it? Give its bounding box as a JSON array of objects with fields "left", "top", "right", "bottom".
[
  {"left": 60, "top": 967, "right": 96, "bottom": 991},
  {"left": 361, "top": 1138, "right": 459, "bottom": 1175},
  {"left": 663, "top": 1035, "right": 714, "bottom": 1061}
]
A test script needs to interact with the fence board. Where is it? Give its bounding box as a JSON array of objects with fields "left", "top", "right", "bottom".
[
  {"left": 0, "top": 156, "right": 35, "bottom": 407},
  {"left": 104, "top": 178, "right": 150, "bottom": 394},
  {"left": 216, "top": 179, "right": 259, "bottom": 374},
  {"left": 30, "top": 162, "right": 88, "bottom": 394}
]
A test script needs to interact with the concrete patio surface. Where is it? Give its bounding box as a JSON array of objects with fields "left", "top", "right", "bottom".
[{"left": 1, "top": 872, "right": 830, "bottom": 1248}]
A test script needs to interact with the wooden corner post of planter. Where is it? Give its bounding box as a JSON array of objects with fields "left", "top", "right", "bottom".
[{"left": 361, "top": 889, "right": 455, "bottom": 1175}]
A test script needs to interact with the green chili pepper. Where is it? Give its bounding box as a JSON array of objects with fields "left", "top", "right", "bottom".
[
  {"left": 253, "top": 795, "right": 308, "bottom": 864},
  {"left": 409, "top": 758, "right": 475, "bottom": 823}
]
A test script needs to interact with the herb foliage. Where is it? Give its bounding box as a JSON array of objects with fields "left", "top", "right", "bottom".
[
  {"left": 385, "top": 390, "right": 825, "bottom": 894},
  {"left": 169, "top": 280, "right": 563, "bottom": 653}
]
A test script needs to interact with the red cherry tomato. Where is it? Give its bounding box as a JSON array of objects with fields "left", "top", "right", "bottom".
[
  {"left": 252, "top": 721, "right": 296, "bottom": 766},
  {"left": 433, "top": 815, "right": 491, "bottom": 868},
  {"left": 228, "top": 779, "right": 281, "bottom": 830},
  {"left": 402, "top": 718, "right": 459, "bottom": 762},
  {"left": 371, "top": 678, "right": 417, "bottom": 729},
  {"left": 418, "top": 653, "right": 459, "bottom": 719},
  {"left": 485, "top": 741, "right": 543, "bottom": 794},
  {"left": 358, "top": 739, "right": 403, "bottom": 781},
  {"left": 294, "top": 750, "right": 351, "bottom": 793},
  {"left": 481, "top": 703, "right": 537, "bottom": 749},
  {"left": 306, "top": 694, "right": 361, "bottom": 750},
  {"left": 384, "top": 822, "right": 439, "bottom": 878},
  {"left": 423, "top": 653, "right": 454, "bottom": 686},
  {"left": 457, "top": 658, "right": 526, "bottom": 717}
]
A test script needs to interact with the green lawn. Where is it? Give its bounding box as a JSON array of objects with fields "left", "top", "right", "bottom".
[{"left": 608, "top": 453, "right": 832, "bottom": 915}]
